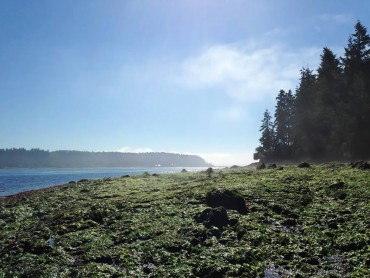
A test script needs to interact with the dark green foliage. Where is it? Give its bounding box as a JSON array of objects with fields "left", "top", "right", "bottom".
[
  {"left": 341, "top": 21, "right": 370, "bottom": 159},
  {"left": 294, "top": 67, "right": 318, "bottom": 158},
  {"left": 274, "top": 90, "right": 295, "bottom": 159},
  {"left": 255, "top": 110, "right": 275, "bottom": 160},
  {"left": 255, "top": 21, "right": 370, "bottom": 162},
  {"left": 315, "top": 47, "right": 345, "bottom": 158},
  {"left": 205, "top": 188, "right": 247, "bottom": 214}
]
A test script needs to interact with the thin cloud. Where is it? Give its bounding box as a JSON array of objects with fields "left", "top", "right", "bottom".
[
  {"left": 317, "top": 13, "right": 352, "bottom": 24},
  {"left": 181, "top": 42, "right": 320, "bottom": 102}
]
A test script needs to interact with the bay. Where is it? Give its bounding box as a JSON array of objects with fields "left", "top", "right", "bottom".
[{"left": 0, "top": 167, "right": 209, "bottom": 197}]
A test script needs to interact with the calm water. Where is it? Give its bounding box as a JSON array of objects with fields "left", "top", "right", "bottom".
[{"left": 0, "top": 167, "right": 208, "bottom": 197}]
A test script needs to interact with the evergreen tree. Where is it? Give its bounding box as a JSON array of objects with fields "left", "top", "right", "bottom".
[
  {"left": 294, "top": 67, "right": 317, "bottom": 158},
  {"left": 255, "top": 109, "right": 275, "bottom": 161},
  {"left": 315, "top": 47, "right": 345, "bottom": 158},
  {"left": 253, "top": 21, "right": 370, "bottom": 162},
  {"left": 342, "top": 20, "right": 370, "bottom": 158},
  {"left": 274, "top": 90, "right": 295, "bottom": 159}
]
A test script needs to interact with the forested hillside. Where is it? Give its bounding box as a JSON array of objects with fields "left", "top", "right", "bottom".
[
  {"left": 0, "top": 149, "right": 210, "bottom": 168},
  {"left": 255, "top": 21, "right": 370, "bottom": 162}
]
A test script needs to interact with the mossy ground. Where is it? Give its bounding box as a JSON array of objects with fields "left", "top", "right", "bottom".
[{"left": 0, "top": 164, "right": 369, "bottom": 277}]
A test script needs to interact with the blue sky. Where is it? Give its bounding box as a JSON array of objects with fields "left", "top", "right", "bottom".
[{"left": 0, "top": 1, "right": 369, "bottom": 166}]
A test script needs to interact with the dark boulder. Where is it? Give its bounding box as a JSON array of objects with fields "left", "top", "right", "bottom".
[
  {"left": 195, "top": 207, "right": 228, "bottom": 228},
  {"left": 206, "top": 189, "right": 247, "bottom": 214},
  {"left": 267, "top": 163, "right": 277, "bottom": 169},
  {"left": 256, "top": 162, "right": 266, "bottom": 170},
  {"left": 350, "top": 161, "right": 370, "bottom": 170},
  {"left": 181, "top": 169, "right": 188, "bottom": 173},
  {"left": 205, "top": 167, "right": 214, "bottom": 176},
  {"left": 78, "top": 179, "right": 89, "bottom": 183},
  {"left": 329, "top": 181, "right": 345, "bottom": 190},
  {"left": 298, "top": 162, "right": 310, "bottom": 168}
]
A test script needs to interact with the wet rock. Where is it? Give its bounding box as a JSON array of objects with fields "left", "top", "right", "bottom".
[
  {"left": 206, "top": 189, "right": 247, "bottom": 214},
  {"left": 195, "top": 207, "right": 228, "bottom": 228},
  {"left": 121, "top": 175, "right": 130, "bottom": 178},
  {"left": 193, "top": 265, "right": 227, "bottom": 278},
  {"left": 305, "top": 256, "right": 320, "bottom": 265},
  {"left": 327, "top": 220, "right": 338, "bottom": 229},
  {"left": 277, "top": 166, "right": 284, "bottom": 170},
  {"left": 282, "top": 218, "right": 297, "bottom": 227},
  {"left": 267, "top": 163, "right": 277, "bottom": 169},
  {"left": 205, "top": 167, "right": 214, "bottom": 176},
  {"left": 181, "top": 169, "right": 188, "bottom": 173},
  {"left": 228, "top": 218, "right": 239, "bottom": 227},
  {"left": 78, "top": 179, "right": 89, "bottom": 183},
  {"left": 256, "top": 163, "right": 266, "bottom": 170},
  {"left": 329, "top": 181, "right": 345, "bottom": 190},
  {"left": 350, "top": 160, "right": 370, "bottom": 170},
  {"left": 271, "top": 204, "right": 283, "bottom": 214},
  {"left": 208, "top": 226, "right": 221, "bottom": 238},
  {"left": 298, "top": 162, "right": 310, "bottom": 168}
]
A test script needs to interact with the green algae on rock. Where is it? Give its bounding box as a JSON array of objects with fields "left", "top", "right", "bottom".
[{"left": 0, "top": 163, "right": 369, "bottom": 277}]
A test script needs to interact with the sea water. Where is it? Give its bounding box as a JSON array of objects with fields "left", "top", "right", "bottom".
[{"left": 0, "top": 167, "right": 209, "bottom": 197}]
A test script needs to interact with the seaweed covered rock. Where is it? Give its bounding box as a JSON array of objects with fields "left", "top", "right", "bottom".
[
  {"left": 329, "top": 181, "right": 345, "bottom": 190},
  {"left": 205, "top": 167, "right": 214, "bottom": 176},
  {"left": 256, "top": 163, "right": 266, "bottom": 170},
  {"left": 350, "top": 161, "right": 370, "bottom": 170},
  {"left": 195, "top": 207, "right": 228, "bottom": 228},
  {"left": 206, "top": 189, "right": 247, "bottom": 214},
  {"left": 298, "top": 162, "right": 310, "bottom": 168}
]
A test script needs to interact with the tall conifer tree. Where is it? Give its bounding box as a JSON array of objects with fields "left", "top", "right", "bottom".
[
  {"left": 274, "top": 90, "right": 295, "bottom": 158},
  {"left": 315, "top": 47, "right": 344, "bottom": 158},
  {"left": 255, "top": 109, "right": 275, "bottom": 161},
  {"left": 294, "top": 68, "right": 317, "bottom": 158},
  {"left": 342, "top": 21, "right": 370, "bottom": 158}
]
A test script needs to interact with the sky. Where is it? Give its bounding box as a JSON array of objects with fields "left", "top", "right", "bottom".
[{"left": 0, "top": 1, "right": 369, "bottom": 166}]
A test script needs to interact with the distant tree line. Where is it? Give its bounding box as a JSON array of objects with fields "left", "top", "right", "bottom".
[
  {"left": 0, "top": 148, "right": 211, "bottom": 168},
  {"left": 255, "top": 21, "right": 370, "bottom": 162}
]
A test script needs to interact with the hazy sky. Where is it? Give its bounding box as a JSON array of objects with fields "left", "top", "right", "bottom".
[{"left": 1, "top": 1, "right": 369, "bottom": 166}]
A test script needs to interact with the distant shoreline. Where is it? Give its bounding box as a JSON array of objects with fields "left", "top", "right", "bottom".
[{"left": 0, "top": 166, "right": 219, "bottom": 199}]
